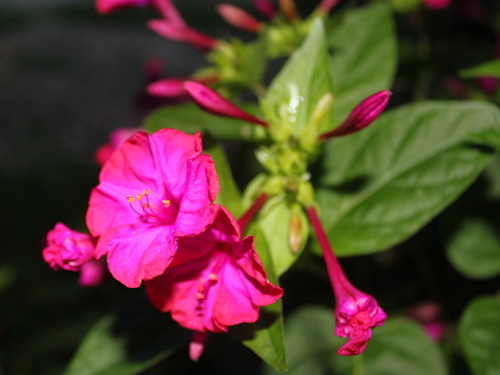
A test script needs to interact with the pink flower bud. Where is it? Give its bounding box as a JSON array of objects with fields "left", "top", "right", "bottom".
[
  {"left": 184, "top": 81, "right": 268, "bottom": 127},
  {"left": 147, "top": 78, "right": 187, "bottom": 98},
  {"left": 95, "top": 0, "right": 149, "bottom": 15},
  {"left": 316, "top": 0, "right": 342, "bottom": 14},
  {"left": 424, "top": 0, "right": 451, "bottom": 10},
  {"left": 217, "top": 4, "right": 262, "bottom": 33},
  {"left": 320, "top": 90, "right": 391, "bottom": 139},
  {"left": 278, "top": 0, "right": 298, "bottom": 22},
  {"left": 148, "top": 20, "right": 218, "bottom": 51},
  {"left": 43, "top": 223, "right": 97, "bottom": 272},
  {"left": 189, "top": 331, "right": 209, "bottom": 361},
  {"left": 307, "top": 207, "right": 387, "bottom": 355},
  {"left": 78, "top": 260, "right": 107, "bottom": 287},
  {"left": 254, "top": 0, "right": 276, "bottom": 19},
  {"left": 95, "top": 127, "right": 142, "bottom": 166}
]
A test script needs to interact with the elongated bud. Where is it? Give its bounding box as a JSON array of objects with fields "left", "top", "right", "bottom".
[
  {"left": 184, "top": 81, "right": 269, "bottom": 127},
  {"left": 316, "top": 0, "right": 342, "bottom": 14},
  {"left": 254, "top": 0, "right": 276, "bottom": 19},
  {"left": 189, "top": 331, "right": 209, "bottom": 361},
  {"left": 279, "top": 0, "right": 298, "bottom": 22},
  {"left": 217, "top": 4, "right": 262, "bottom": 33},
  {"left": 150, "top": 0, "right": 186, "bottom": 26},
  {"left": 320, "top": 90, "right": 391, "bottom": 139},
  {"left": 147, "top": 78, "right": 187, "bottom": 98},
  {"left": 95, "top": 0, "right": 149, "bottom": 15},
  {"left": 289, "top": 206, "right": 304, "bottom": 253},
  {"left": 311, "top": 93, "right": 334, "bottom": 127},
  {"left": 148, "top": 20, "right": 218, "bottom": 51}
]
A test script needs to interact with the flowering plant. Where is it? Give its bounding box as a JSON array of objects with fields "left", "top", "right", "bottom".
[{"left": 4, "top": 0, "right": 500, "bottom": 374}]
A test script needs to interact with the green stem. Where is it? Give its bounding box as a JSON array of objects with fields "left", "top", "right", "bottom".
[{"left": 351, "top": 353, "right": 365, "bottom": 375}]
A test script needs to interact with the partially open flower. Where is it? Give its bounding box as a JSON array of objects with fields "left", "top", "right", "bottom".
[
  {"left": 145, "top": 208, "right": 283, "bottom": 357},
  {"left": 306, "top": 207, "right": 387, "bottom": 355},
  {"left": 149, "top": 19, "right": 218, "bottom": 51},
  {"left": 42, "top": 223, "right": 105, "bottom": 287}
]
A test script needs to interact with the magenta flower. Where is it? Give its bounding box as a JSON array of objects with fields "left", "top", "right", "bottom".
[
  {"left": 42, "top": 223, "right": 106, "bottom": 287},
  {"left": 307, "top": 207, "right": 387, "bottom": 355},
  {"left": 184, "top": 81, "right": 268, "bottom": 127},
  {"left": 86, "top": 129, "right": 220, "bottom": 288},
  {"left": 145, "top": 207, "right": 283, "bottom": 334},
  {"left": 217, "top": 4, "right": 262, "bottom": 33},
  {"left": 95, "top": 127, "right": 142, "bottom": 166},
  {"left": 320, "top": 91, "right": 391, "bottom": 139}
]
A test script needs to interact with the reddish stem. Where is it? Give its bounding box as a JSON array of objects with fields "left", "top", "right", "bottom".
[{"left": 238, "top": 193, "right": 268, "bottom": 233}]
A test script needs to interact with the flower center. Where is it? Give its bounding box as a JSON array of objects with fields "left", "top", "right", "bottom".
[{"left": 126, "top": 189, "right": 175, "bottom": 224}]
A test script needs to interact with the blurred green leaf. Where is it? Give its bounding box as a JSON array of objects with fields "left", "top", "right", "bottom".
[
  {"left": 231, "top": 226, "right": 288, "bottom": 372},
  {"left": 460, "top": 295, "right": 500, "bottom": 375},
  {"left": 264, "top": 306, "right": 447, "bottom": 375},
  {"left": 328, "top": 3, "right": 397, "bottom": 127},
  {"left": 316, "top": 101, "right": 500, "bottom": 256},
  {"left": 144, "top": 103, "right": 266, "bottom": 142},
  {"left": 64, "top": 312, "right": 188, "bottom": 375},
  {"left": 263, "top": 18, "right": 334, "bottom": 134},
  {"left": 203, "top": 134, "right": 243, "bottom": 217},
  {"left": 446, "top": 218, "right": 500, "bottom": 279},
  {"left": 460, "top": 59, "right": 500, "bottom": 79}
]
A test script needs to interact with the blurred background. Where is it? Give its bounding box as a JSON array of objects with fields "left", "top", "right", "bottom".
[{"left": 1, "top": 0, "right": 500, "bottom": 374}]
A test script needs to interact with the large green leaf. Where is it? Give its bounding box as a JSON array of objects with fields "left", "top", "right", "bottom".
[
  {"left": 459, "top": 295, "right": 500, "bottom": 375},
  {"left": 144, "top": 103, "right": 266, "bottom": 142},
  {"left": 460, "top": 60, "right": 500, "bottom": 79},
  {"left": 264, "top": 306, "right": 447, "bottom": 375},
  {"left": 64, "top": 311, "right": 189, "bottom": 375},
  {"left": 263, "top": 18, "right": 334, "bottom": 134},
  {"left": 316, "top": 101, "right": 500, "bottom": 256},
  {"left": 328, "top": 3, "right": 397, "bottom": 127},
  {"left": 231, "top": 227, "right": 288, "bottom": 371},
  {"left": 202, "top": 134, "right": 243, "bottom": 217}
]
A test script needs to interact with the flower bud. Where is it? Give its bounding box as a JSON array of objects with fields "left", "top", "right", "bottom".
[
  {"left": 279, "top": 0, "right": 299, "bottom": 22},
  {"left": 147, "top": 78, "right": 187, "bottom": 98},
  {"left": 254, "top": 0, "right": 276, "bottom": 19},
  {"left": 95, "top": 0, "right": 149, "bottom": 15},
  {"left": 320, "top": 90, "right": 391, "bottom": 139},
  {"left": 315, "top": 0, "right": 342, "bottom": 14},
  {"left": 148, "top": 20, "right": 218, "bottom": 51},
  {"left": 184, "top": 81, "right": 268, "bottom": 127},
  {"left": 217, "top": 4, "right": 262, "bottom": 33}
]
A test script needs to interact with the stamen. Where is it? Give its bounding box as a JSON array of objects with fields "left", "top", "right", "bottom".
[
  {"left": 127, "top": 195, "right": 134, "bottom": 203},
  {"left": 162, "top": 200, "right": 171, "bottom": 207},
  {"left": 208, "top": 273, "right": 218, "bottom": 281},
  {"left": 136, "top": 194, "right": 143, "bottom": 201},
  {"left": 143, "top": 189, "right": 151, "bottom": 195},
  {"left": 196, "top": 292, "right": 204, "bottom": 300}
]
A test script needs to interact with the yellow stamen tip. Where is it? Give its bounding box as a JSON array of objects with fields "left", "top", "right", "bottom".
[
  {"left": 143, "top": 189, "right": 151, "bottom": 195},
  {"left": 136, "top": 194, "right": 143, "bottom": 201},
  {"left": 127, "top": 195, "right": 134, "bottom": 203},
  {"left": 162, "top": 200, "right": 171, "bottom": 207}
]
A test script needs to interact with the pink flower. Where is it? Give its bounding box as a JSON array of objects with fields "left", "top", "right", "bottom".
[
  {"left": 184, "top": 81, "right": 268, "bottom": 127},
  {"left": 86, "top": 129, "right": 220, "bottom": 288},
  {"left": 320, "top": 91, "right": 391, "bottom": 139},
  {"left": 217, "top": 4, "right": 262, "bottom": 33},
  {"left": 307, "top": 207, "right": 387, "bottom": 355},
  {"left": 406, "top": 301, "right": 445, "bottom": 342},
  {"left": 42, "top": 223, "right": 105, "bottom": 287},
  {"left": 95, "top": 127, "right": 142, "bottom": 166},
  {"left": 145, "top": 207, "right": 283, "bottom": 334},
  {"left": 424, "top": 0, "right": 451, "bottom": 10}
]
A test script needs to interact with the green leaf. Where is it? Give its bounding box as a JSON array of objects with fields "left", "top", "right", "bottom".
[
  {"left": 264, "top": 306, "right": 447, "bottom": 375},
  {"left": 316, "top": 101, "right": 500, "bottom": 256},
  {"left": 460, "top": 295, "right": 500, "bottom": 375},
  {"left": 263, "top": 18, "right": 334, "bottom": 134},
  {"left": 446, "top": 218, "right": 500, "bottom": 279},
  {"left": 144, "top": 103, "right": 267, "bottom": 142},
  {"left": 328, "top": 3, "right": 397, "bottom": 127},
  {"left": 231, "top": 227, "right": 288, "bottom": 372},
  {"left": 460, "top": 59, "right": 500, "bottom": 79},
  {"left": 202, "top": 134, "right": 243, "bottom": 217},
  {"left": 64, "top": 311, "right": 189, "bottom": 375}
]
